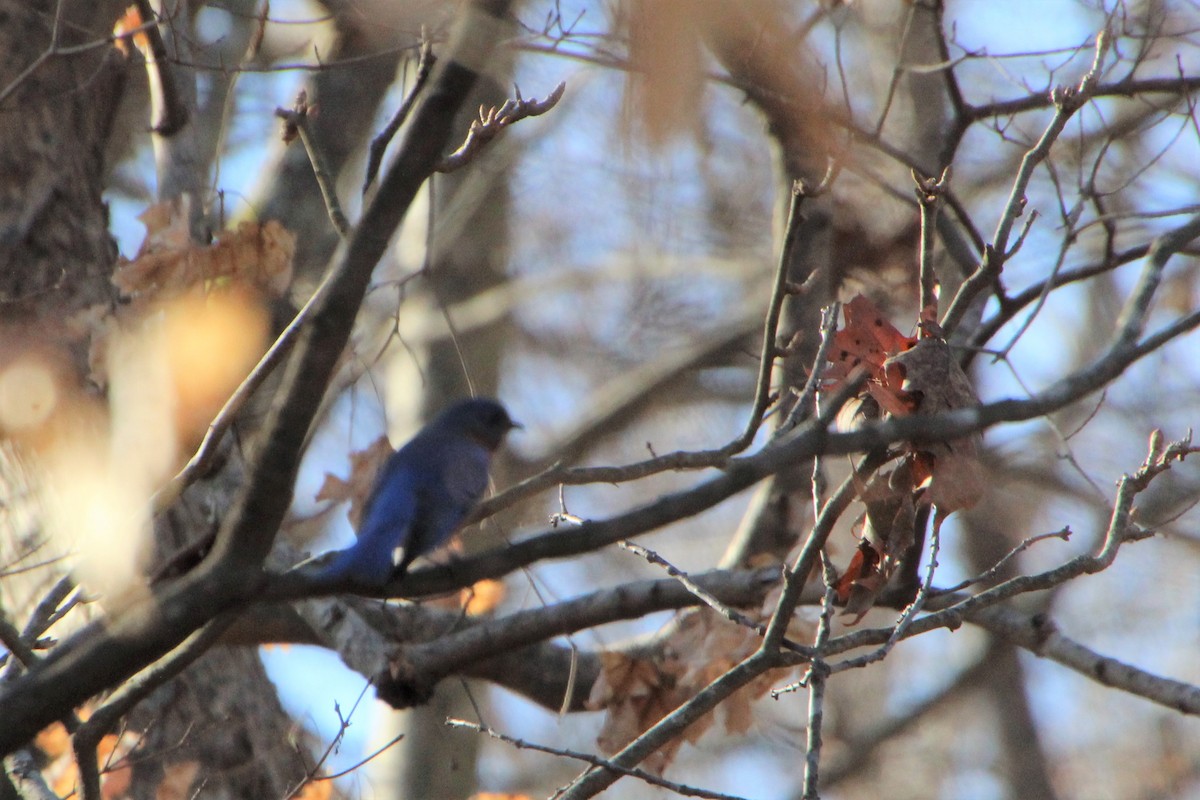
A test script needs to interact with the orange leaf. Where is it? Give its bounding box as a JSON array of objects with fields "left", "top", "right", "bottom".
[{"left": 35, "top": 722, "right": 71, "bottom": 759}]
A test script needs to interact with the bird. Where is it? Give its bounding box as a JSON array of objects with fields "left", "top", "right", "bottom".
[{"left": 314, "top": 397, "right": 519, "bottom": 588}]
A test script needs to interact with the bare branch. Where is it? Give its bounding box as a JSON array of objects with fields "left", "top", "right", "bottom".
[
  {"left": 275, "top": 90, "right": 351, "bottom": 238},
  {"left": 445, "top": 719, "right": 746, "bottom": 800},
  {"left": 943, "top": 29, "right": 1110, "bottom": 335},
  {"left": 618, "top": 541, "right": 767, "bottom": 634},
  {"left": 435, "top": 81, "right": 566, "bottom": 173},
  {"left": 363, "top": 37, "right": 437, "bottom": 194},
  {"left": 914, "top": 167, "right": 950, "bottom": 317}
]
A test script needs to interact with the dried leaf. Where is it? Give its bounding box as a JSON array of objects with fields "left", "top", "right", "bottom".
[
  {"left": 315, "top": 435, "right": 393, "bottom": 529},
  {"left": 826, "top": 299, "right": 987, "bottom": 621},
  {"left": 113, "top": 202, "right": 295, "bottom": 300},
  {"left": 825, "top": 295, "right": 918, "bottom": 421},
  {"left": 35, "top": 722, "right": 71, "bottom": 758},
  {"left": 588, "top": 651, "right": 682, "bottom": 773},
  {"left": 885, "top": 338, "right": 985, "bottom": 513},
  {"left": 837, "top": 463, "right": 918, "bottom": 620},
  {"left": 112, "top": 5, "right": 148, "bottom": 56},
  {"left": 293, "top": 776, "right": 334, "bottom": 800},
  {"left": 97, "top": 733, "right": 133, "bottom": 799},
  {"left": 156, "top": 761, "right": 200, "bottom": 800},
  {"left": 461, "top": 578, "right": 506, "bottom": 615},
  {"left": 161, "top": 288, "right": 270, "bottom": 445},
  {"left": 36, "top": 721, "right": 137, "bottom": 800},
  {"left": 587, "top": 605, "right": 802, "bottom": 772},
  {"left": 885, "top": 336, "right": 977, "bottom": 416}
]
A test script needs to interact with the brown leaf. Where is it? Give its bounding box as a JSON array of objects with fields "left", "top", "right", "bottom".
[
  {"left": 113, "top": 203, "right": 295, "bottom": 300},
  {"left": 461, "top": 578, "right": 506, "bottom": 615},
  {"left": 838, "top": 463, "right": 918, "bottom": 621},
  {"left": 885, "top": 336, "right": 977, "bottom": 416},
  {"left": 586, "top": 607, "right": 797, "bottom": 772},
  {"left": 293, "top": 776, "right": 333, "bottom": 800},
  {"left": 885, "top": 338, "right": 985, "bottom": 512},
  {"left": 161, "top": 288, "right": 271, "bottom": 446},
  {"left": 587, "top": 651, "right": 682, "bottom": 773},
  {"left": 315, "top": 435, "right": 393, "bottom": 529},
  {"left": 825, "top": 295, "right": 918, "bottom": 423},
  {"left": 919, "top": 446, "right": 986, "bottom": 515}
]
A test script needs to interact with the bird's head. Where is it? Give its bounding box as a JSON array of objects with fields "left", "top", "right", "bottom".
[{"left": 439, "top": 397, "right": 521, "bottom": 450}]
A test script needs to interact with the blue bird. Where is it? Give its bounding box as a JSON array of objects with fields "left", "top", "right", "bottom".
[{"left": 317, "top": 397, "right": 519, "bottom": 587}]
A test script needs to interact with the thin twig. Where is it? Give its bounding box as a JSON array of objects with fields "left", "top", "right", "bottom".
[
  {"left": 619, "top": 541, "right": 765, "bottom": 634},
  {"left": 820, "top": 651, "right": 991, "bottom": 786},
  {"left": 73, "top": 615, "right": 237, "bottom": 800},
  {"left": 283, "top": 680, "right": 383, "bottom": 794},
  {"left": 152, "top": 258, "right": 338, "bottom": 515},
  {"left": 967, "top": 244, "right": 1148, "bottom": 356},
  {"left": 446, "top": 719, "right": 746, "bottom": 800},
  {"left": 828, "top": 510, "right": 943, "bottom": 675},
  {"left": 942, "top": 29, "right": 1110, "bottom": 336},
  {"left": 931, "top": 527, "right": 1072, "bottom": 596},
  {"left": 799, "top": 552, "right": 838, "bottom": 799},
  {"left": 363, "top": 37, "right": 437, "bottom": 194},
  {"left": 1112, "top": 213, "right": 1200, "bottom": 349},
  {"left": 435, "top": 81, "right": 566, "bottom": 173},
  {"left": 276, "top": 90, "right": 351, "bottom": 237},
  {"left": 0, "top": 0, "right": 67, "bottom": 107},
  {"left": 321, "top": 732, "right": 405, "bottom": 781},
  {"left": 778, "top": 302, "right": 842, "bottom": 436},
  {"left": 553, "top": 387, "right": 867, "bottom": 800},
  {"left": 761, "top": 384, "right": 880, "bottom": 655},
  {"left": 914, "top": 167, "right": 950, "bottom": 318},
  {"left": 730, "top": 167, "right": 835, "bottom": 451}
]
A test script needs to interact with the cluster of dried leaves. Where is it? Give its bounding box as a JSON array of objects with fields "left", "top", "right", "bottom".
[
  {"left": 555, "top": 295, "right": 989, "bottom": 769},
  {"left": 111, "top": 201, "right": 294, "bottom": 300},
  {"left": 588, "top": 600, "right": 812, "bottom": 773},
  {"left": 823, "top": 295, "right": 984, "bottom": 619}
]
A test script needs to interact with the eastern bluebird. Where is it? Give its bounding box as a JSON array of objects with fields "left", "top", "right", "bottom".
[{"left": 316, "top": 397, "right": 519, "bottom": 587}]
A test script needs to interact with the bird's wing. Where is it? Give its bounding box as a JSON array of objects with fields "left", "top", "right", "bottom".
[
  {"left": 328, "top": 455, "right": 420, "bottom": 584},
  {"left": 394, "top": 437, "right": 491, "bottom": 573}
]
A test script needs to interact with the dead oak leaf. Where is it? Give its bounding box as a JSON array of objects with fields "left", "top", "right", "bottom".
[
  {"left": 884, "top": 338, "right": 984, "bottom": 513},
  {"left": 825, "top": 295, "right": 918, "bottom": 421},
  {"left": 113, "top": 201, "right": 295, "bottom": 299},
  {"left": 315, "top": 435, "right": 393, "bottom": 529},
  {"left": 837, "top": 462, "right": 918, "bottom": 620},
  {"left": 587, "top": 651, "right": 683, "bottom": 773}
]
